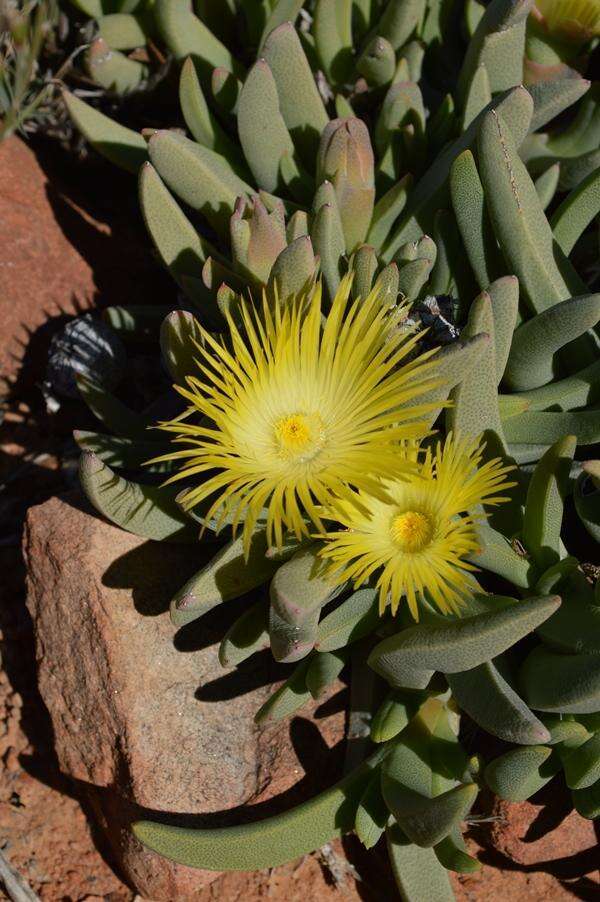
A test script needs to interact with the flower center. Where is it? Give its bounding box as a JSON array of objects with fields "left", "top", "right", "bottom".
[
  {"left": 274, "top": 413, "right": 325, "bottom": 461},
  {"left": 390, "top": 510, "right": 433, "bottom": 553}
]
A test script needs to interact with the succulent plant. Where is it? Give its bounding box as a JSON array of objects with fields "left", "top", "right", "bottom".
[{"left": 60, "top": 0, "right": 599, "bottom": 897}]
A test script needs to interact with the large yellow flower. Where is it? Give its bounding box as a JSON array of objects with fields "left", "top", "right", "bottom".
[
  {"left": 534, "top": 0, "right": 600, "bottom": 40},
  {"left": 318, "top": 435, "right": 516, "bottom": 619},
  {"left": 151, "top": 277, "right": 442, "bottom": 553}
]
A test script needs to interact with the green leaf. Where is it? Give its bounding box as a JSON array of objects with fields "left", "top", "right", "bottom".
[
  {"left": 572, "top": 779, "right": 600, "bottom": 819},
  {"left": 384, "top": 778, "right": 477, "bottom": 848},
  {"left": 262, "top": 23, "right": 329, "bottom": 165},
  {"left": 488, "top": 276, "right": 520, "bottom": 384},
  {"left": 574, "top": 467, "right": 600, "bottom": 543},
  {"left": 378, "top": 0, "right": 426, "bottom": 50},
  {"left": 367, "top": 174, "right": 412, "bottom": 253},
  {"left": 468, "top": 521, "right": 533, "bottom": 587},
  {"left": 522, "top": 436, "right": 576, "bottom": 572},
  {"left": 218, "top": 598, "right": 269, "bottom": 667},
  {"left": 534, "top": 163, "right": 560, "bottom": 211},
  {"left": 139, "top": 163, "right": 212, "bottom": 287},
  {"left": 269, "top": 603, "right": 321, "bottom": 663},
  {"left": 357, "top": 35, "right": 396, "bottom": 87},
  {"left": 562, "top": 733, "right": 600, "bottom": 790},
  {"left": 147, "top": 131, "right": 252, "bottom": 238},
  {"left": 306, "top": 649, "right": 349, "bottom": 699},
  {"left": 133, "top": 742, "right": 390, "bottom": 869},
  {"left": 527, "top": 76, "right": 590, "bottom": 133},
  {"left": 434, "top": 829, "right": 482, "bottom": 873},
  {"left": 350, "top": 245, "right": 378, "bottom": 300},
  {"left": 461, "top": 64, "right": 492, "bottom": 128},
  {"left": 355, "top": 769, "right": 389, "bottom": 849},
  {"left": 79, "top": 451, "right": 196, "bottom": 543},
  {"left": 387, "top": 825, "right": 455, "bottom": 901},
  {"left": 510, "top": 359, "right": 600, "bottom": 412},
  {"left": 102, "top": 304, "right": 169, "bottom": 341},
  {"left": 447, "top": 660, "right": 550, "bottom": 745},
  {"left": 371, "top": 691, "right": 418, "bottom": 743},
  {"left": 503, "top": 410, "right": 600, "bottom": 447},
  {"left": 313, "top": 0, "right": 354, "bottom": 85},
  {"left": 315, "top": 588, "right": 380, "bottom": 652},
  {"left": 97, "top": 13, "right": 149, "bottom": 50},
  {"left": 62, "top": 90, "right": 146, "bottom": 173},
  {"left": 521, "top": 646, "right": 600, "bottom": 714},
  {"left": 368, "top": 595, "right": 560, "bottom": 688},
  {"left": 76, "top": 376, "right": 150, "bottom": 441},
  {"left": 179, "top": 57, "right": 241, "bottom": 161},
  {"left": 268, "top": 236, "right": 317, "bottom": 301},
  {"left": 170, "top": 531, "right": 277, "bottom": 626},
  {"left": 255, "top": 656, "right": 313, "bottom": 723},
  {"left": 409, "top": 334, "right": 489, "bottom": 425},
  {"left": 154, "top": 0, "right": 239, "bottom": 76},
  {"left": 74, "top": 430, "right": 172, "bottom": 472},
  {"left": 449, "top": 150, "right": 503, "bottom": 291},
  {"left": 457, "top": 0, "right": 531, "bottom": 99},
  {"left": 86, "top": 38, "right": 148, "bottom": 94},
  {"left": 270, "top": 546, "right": 342, "bottom": 625},
  {"left": 160, "top": 310, "right": 204, "bottom": 383},
  {"left": 311, "top": 200, "right": 345, "bottom": 301},
  {"left": 504, "top": 294, "right": 600, "bottom": 391},
  {"left": 484, "top": 745, "right": 558, "bottom": 801},
  {"left": 552, "top": 164, "right": 600, "bottom": 255}
]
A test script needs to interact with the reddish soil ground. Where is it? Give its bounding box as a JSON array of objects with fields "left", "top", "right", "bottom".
[{"left": 0, "top": 135, "right": 598, "bottom": 900}]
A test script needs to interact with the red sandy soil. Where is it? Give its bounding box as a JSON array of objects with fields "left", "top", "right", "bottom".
[{"left": 0, "top": 135, "right": 598, "bottom": 900}]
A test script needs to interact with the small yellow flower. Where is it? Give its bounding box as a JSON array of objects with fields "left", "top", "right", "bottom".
[
  {"left": 533, "top": 0, "right": 600, "bottom": 41},
  {"left": 318, "top": 434, "right": 516, "bottom": 620},
  {"left": 151, "top": 277, "right": 443, "bottom": 554}
]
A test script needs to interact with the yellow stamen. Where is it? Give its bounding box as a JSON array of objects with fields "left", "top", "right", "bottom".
[
  {"left": 274, "top": 413, "right": 325, "bottom": 461},
  {"left": 390, "top": 510, "right": 433, "bottom": 552}
]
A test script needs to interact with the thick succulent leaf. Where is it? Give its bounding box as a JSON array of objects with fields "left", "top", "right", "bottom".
[
  {"left": 387, "top": 825, "right": 455, "bottom": 901},
  {"left": 457, "top": 0, "right": 532, "bottom": 99},
  {"left": 504, "top": 294, "right": 600, "bottom": 391},
  {"left": 449, "top": 150, "right": 503, "bottom": 291},
  {"left": 434, "top": 829, "right": 482, "bottom": 873},
  {"left": 527, "top": 76, "right": 590, "bottom": 133},
  {"left": 86, "top": 38, "right": 148, "bottom": 94},
  {"left": 522, "top": 436, "right": 576, "bottom": 572},
  {"left": 447, "top": 660, "right": 550, "bottom": 745},
  {"left": 355, "top": 769, "right": 389, "bottom": 849},
  {"left": 238, "top": 60, "right": 305, "bottom": 195},
  {"left": 350, "top": 245, "right": 378, "bottom": 300},
  {"left": 534, "top": 163, "right": 560, "bottom": 211},
  {"left": 383, "top": 777, "right": 477, "bottom": 848},
  {"left": 521, "top": 647, "right": 600, "bottom": 714},
  {"left": 396, "top": 258, "right": 431, "bottom": 302},
  {"left": 270, "top": 546, "right": 341, "bottom": 626},
  {"left": 447, "top": 289, "right": 506, "bottom": 454},
  {"left": 160, "top": 310, "right": 204, "bottom": 383},
  {"left": 306, "top": 649, "right": 349, "bottom": 699},
  {"left": 147, "top": 131, "right": 251, "bottom": 238},
  {"left": 368, "top": 595, "right": 560, "bottom": 688},
  {"left": 484, "top": 745, "right": 558, "bottom": 801},
  {"left": 154, "top": 0, "right": 239, "bottom": 75},
  {"left": 315, "top": 588, "right": 379, "bottom": 652},
  {"left": 503, "top": 410, "right": 600, "bottom": 447},
  {"left": 218, "top": 598, "right": 269, "bottom": 667},
  {"left": 262, "top": 23, "right": 329, "bottom": 165},
  {"left": 562, "top": 733, "right": 600, "bottom": 790},
  {"left": 461, "top": 63, "right": 492, "bottom": 128},
  {"left": 371, "top": 691, "right": 420, "bottom": 743},
  {"left": 384, "top": 85, "right": 533, "bottom": 251},
  {"left": 76, "top": 376, "right": 150, "bottom": 441},
  {"left": 311, "top": 201, "right": 344, "bottom": 301},
  {"left": 62, "top": 90, "right": 146, "bottom": 173},
  {"left": 102, "top": 304, "right": 169, "bottom": 340},
  {"left": 79, "top": 451, "right": 196, "bottom": 543},
  {"left": 74, "top": 430, "right": 172, "bottom": 472},
  {"left": 488, "top": 277, "right": 520, "bottom": 384},
  {"left": 378, "top": 0, "right": 426, "bottom": 50},
  {"left": 313, "top": 0, "right": 354, "bottom": 84},
  {"left": 255, "top": 656, "right": 313, "bottom": 723},
  {"left": 258, "top": 0, "right": 305, "bottom": 45},
  {"left": 96, "top": 13, "right": 149, "bottom": 50},
  {"left": 269, "top": 603, "right": 321, "bottom": 663},
  {"left": 139, "top": 163, "right": 212, "bottom": 288},
  {"left": 133, "top": 743, "right": 390, "bottom": 869},
  {"left": 551, "top": 164, "right": 600, "bottom": 255},
  {"left": 170, "top": 532, "right": 277, "bottom": 627},
  {"left": 512, "top": 359, "right": 600, "bottom": 412},
  {"left": 179, "top": 57, "right": 240, "bottom": 161},
  {"left": 468, "top": 521, "right": 532, "bottom": 587},
  {"left": 574, "top": 468, "right": 600, "bottom": 542},
  {"left": 544, "top": 84, "right": 600, "bottom": 158},
  {"left": 408, "top": 334, "right": 489, "bottom": 425},
  {"left": 357, "top": 35, "right": 396, "bottom": 87},
  {"left": 478, "top": 107, "right": 588, "bottom": 327},
  {"left": 572, "top": 780, "right": 600, "bottom": 819},
  {"left": 268, "top": 236, "right": 317, "bottom": 300},
  {"left": 367, "top": 174, "right": 412, "bottom": 252}
]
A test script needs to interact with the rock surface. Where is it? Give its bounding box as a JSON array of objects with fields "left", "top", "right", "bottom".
[{"left": 24, "top": 493, "right": 353, "bottom": 899}]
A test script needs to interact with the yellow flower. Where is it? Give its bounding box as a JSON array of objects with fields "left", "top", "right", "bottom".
[
  {"left": 151, "top": 276, "right": 442, "bottom": 554},
  {"left": 318, "top": 434, "right": 516, "bottom": 620},
  {"left": 534, "top": 0, "right": 600, "bottom": 41}
]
